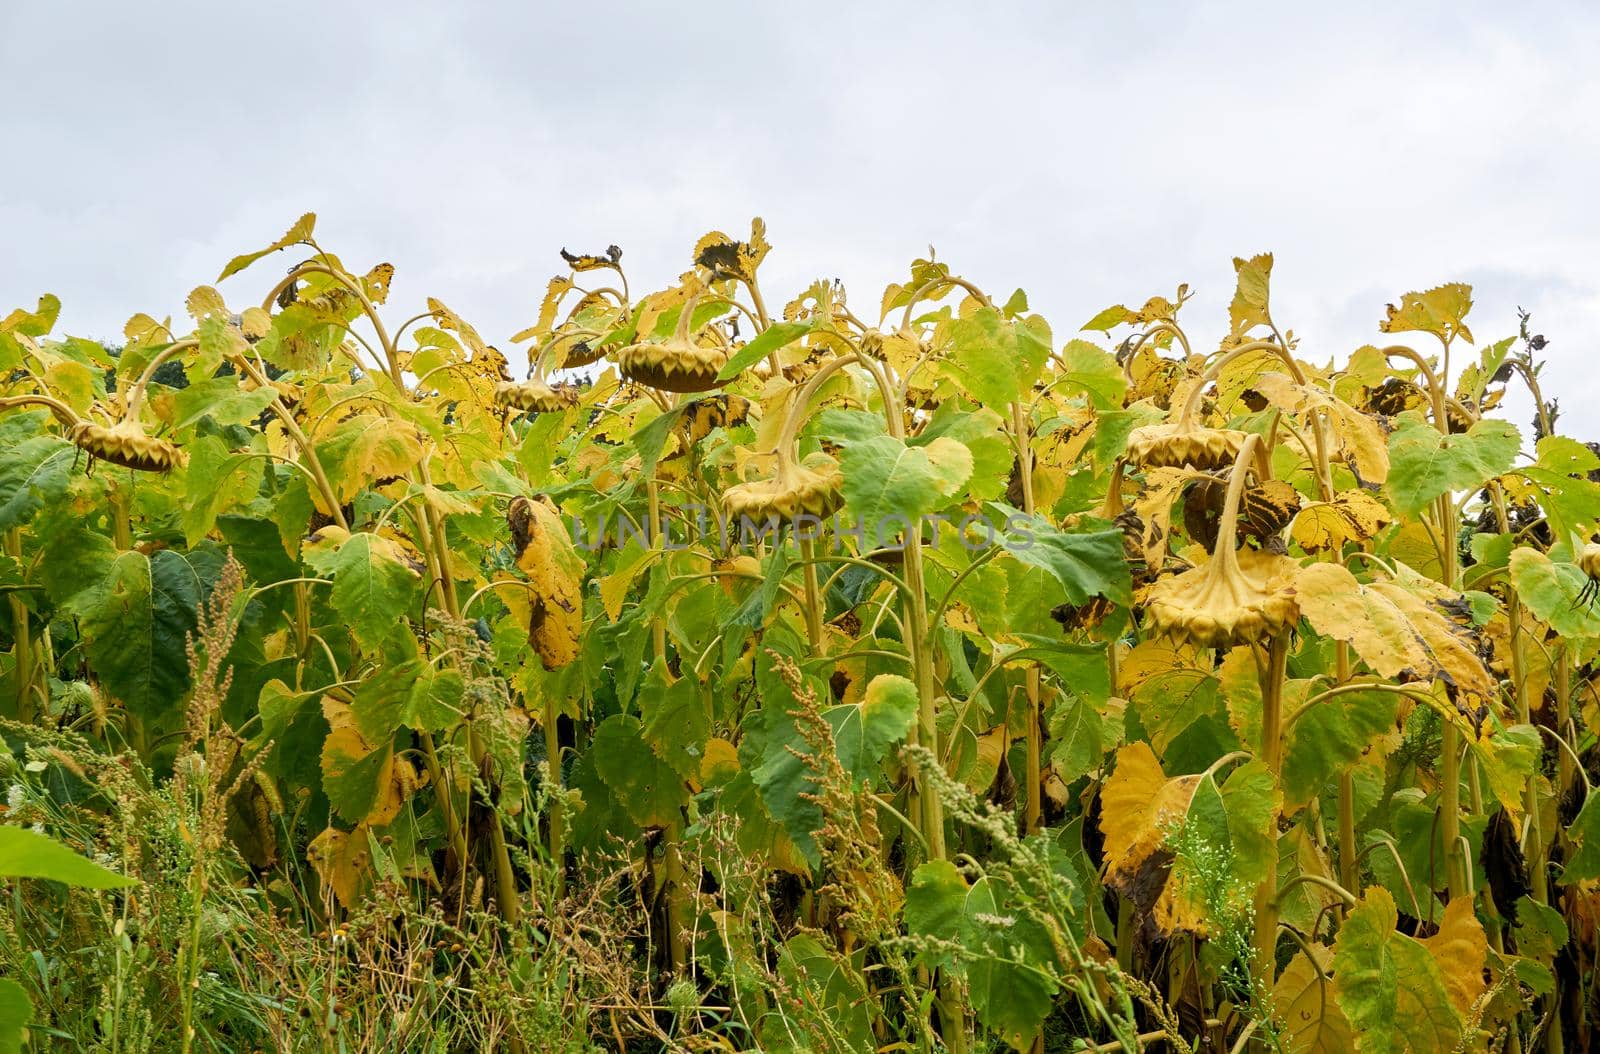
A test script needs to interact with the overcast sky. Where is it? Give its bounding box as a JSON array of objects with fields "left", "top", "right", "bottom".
[{"left": 4, "top": 2, "right": 1597, "bottom": 435}]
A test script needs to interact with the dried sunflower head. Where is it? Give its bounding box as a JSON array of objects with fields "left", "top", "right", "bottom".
[
  {"left": 723, "top": 451, "right": 844, "bottom": 523},
  {"left": 1582, "top": 542, "right": 1600, "bottom": 581},
  {"left": 1141, "top": 435, "right": 1298, "bottom": 647},
  {"left": 617, "top": 292, "right": 729, "bottom": 394},
  {"left": 1144, "top": 547, "right": 1300, "bottom": 647},
  {"left": 69, "top": 420, "right": 183, "bottom": 473},
  {"left": 494, "top": 379, "right": 580, "bottom": 414},
  {"left": 557, "top": 338, "right": 607, "bottom": 369},
  {"left": 1124, "top": 422, "right": 1250, "bottom": 472},
  {"left": 1579, "top": 543, "right": 1600, "bottom": 609},
  {"left": 618, "top": 338, "right": 728, "bottom": 394}
]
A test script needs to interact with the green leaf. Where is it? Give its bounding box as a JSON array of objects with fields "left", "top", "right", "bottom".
[
  {"left": 947, "top": 308, "right": 1052, "bottom": 411},
  {"left": 630, "top": 406, "right": 685, "bottom": 478},
  {"left": 1386, "top": 415, "right": 1520, "bottom": 516},
  {"left": 172, "top": 375, "right": 277, "bottom": 430},
  {"left": 640, "top": 663, "right": 710, "bottom": 780},
  {"left": 67, "top": 549, "right": 202, "bottom": 721},
  {"left": 321, "top": 729, "right": 396, "bottom": 825},
  {"left": 1534, "top": 435, "right": 1599, "bottom": 477},
  {"left": 1054, "top": 339, "right": 1127, "bottom": 410},
  {"left": 1081, "top": 304, "right": 1131, "bottom": 333},
  {"left": 999, "top": 512, "right": 1131, "bottom": 605},
  {"left": 1018, "top": 637, "right": 1112, "bottom": 701},
  {"left": 352, "top": 660, "right": 462, "bottom": 738},
  {"left": 1047, "top": 691, "right": 1112, "bottom": 783},
  {"left": 181, "top": 434, "right": 266, "bottom": 547},
  {"left": 965, "top": 875, "right": 1059, "bottom": 1049},
  {"left": 0, "top": 978, "right": 31, "bottom": 1054},
  {"left": 768, "top": 935, "right": 874, "bottom": 1053},
  {"left": 303, "top": 529, "right": 421, "bottom": 651},
  {"left": 591, "top": 715, "right": 686, "bottom": 829},
  {"left": 1562, "top": 791, "right": 1600, "bottom": 883},
  {"left": 1281, "top": 688, "right": 1399, "bottom": 813},
  {"left": 839, "top": 434, "right": 973, "bottom": 549},
  {"left": 217, "top": 212, "right": 316, "bottom": 281},
  {"left": 904, "top": 859, "right": 969, "bottom": 970},
  {"left": 1218, "top": 761, "right": 1279, "bottom": 882},
  {"left": 913, "top": 404, "right": 1011, "bottom": 503},
  {"left": 0, "top": 826, "right": 136, "bottom": 888},
  {"left": 1332, "top": 888, "right": 1469, "bottom": 1053},
  {"left": 717, "top": 319, "right": 812, "bottom": 380},
  {"left": 1509, "top": 548, "right": 1600, "bottom": 639},
  {"left": 0, "top": 425, "right": 74, "bottom": 532},
  {"left": 827, "top": 673, "right": 917, "bottom": 784},
  {"left": 740, "top": 648, "right": 829, "bottom": 867},
  {"left": 1470, "top": 724, "right": 1539, "bottom": 820},
  {"left": 1513, "top": 895, "right": 1569, "bottom": 959}
]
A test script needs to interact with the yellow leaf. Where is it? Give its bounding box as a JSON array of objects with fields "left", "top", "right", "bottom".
[
  {"left": 1379, "top": 284, "right": 1474, "bottom": 346},
  {"left": 1418, "top": 896, "right": 1488, "bottom": 1015},
  {"left": 239, "top": 306, "right": 272, "bottom": 340},
  {"left": 510, "top": 496, "right": 584, "bottom": 669},
  {"left": 1227, "top": 252, "right": 1274, "bottom": 338},
  {"left": 185, "top": 285, "right": 229, "bottom": 321},
  {"left": 426, "top": 297, "right": 487, "bottom": 357},
  {"left": 307, "top": 824, "right": 372, "bottom": 908},
  {"left": 693, "top": 218, "right": 771, "bottom": 282},
  {"left": 1295, "top": 564, "right": 1430, "bottom": 679},
  {"left": 1369, "top": 580, "right": 1496, "bottom": 704},
  {"left": 1292, "top": 491, "right": 1393, "bottom": 552},
  {"left": 699, "top": 737, "right": 740, "bottom": 787},
  {"left": 1100, "top": 743, "right": 1200, "bottom": 891},
  {"left": 1273, "top": 944, "right": 1353, "bottom": 1053}
]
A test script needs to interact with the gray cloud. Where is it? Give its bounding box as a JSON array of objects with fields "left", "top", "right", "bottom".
[{"left": 3, "top": 0, "right": 1596, "bottom": 436}]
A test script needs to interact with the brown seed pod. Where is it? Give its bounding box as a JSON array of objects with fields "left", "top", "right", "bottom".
[
  {"left": 494, "top": 379, "right": 580, "bottom": 414},
  {"left": 723, "top": 452, "right": 844, "bottom": 523},
  {"left": 69, "top": 421, "right": 183, "bottom": 473}
]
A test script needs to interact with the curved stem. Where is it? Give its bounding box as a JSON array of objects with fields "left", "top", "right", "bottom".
[{"left": 125, "top": 338, "right": 198, "bottom": 420}]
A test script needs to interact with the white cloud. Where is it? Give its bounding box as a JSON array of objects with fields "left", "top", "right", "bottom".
[{"left": 3, "top": 0, "right": 1596, "bottom": 434}]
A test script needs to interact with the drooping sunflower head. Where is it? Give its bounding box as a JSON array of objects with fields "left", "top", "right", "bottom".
[
  {"left": 1581, "top": 542, "right": 1600, "bottom": 581},
  {"left": 723, "top": 451, "right": 844, "bottom": 523},
  {"left": 617, "top": 337, "right": 729, "bottom": 394},
  {"left": 1139, "top": 432, "right": 1298, "bottom": 648},
  {"left": 1124, "top": 421, "right": 1250, "bottom": 472},
  {"left": 494, "top": 379, "right": 580, "bottom": 414},
  {"left": 1143, "top": 547, "right": 1300, "bottom": 648},
  {"left": 69, "top": 420, "right": 183, "bottom": 473},
  {"left": 618, "top": 289, "right": 733, "bottom": 394}
]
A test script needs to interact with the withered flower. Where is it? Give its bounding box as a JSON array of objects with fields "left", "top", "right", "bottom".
[
  {"left": 494, "top": 379, "right": 580, "bottom": 414},
  {"left": 724, "top": 451, "right": 844, "bottom": 523},
  {"left": 618, "top": 293, "right": 729, "bottom": 394},
  {"left": 69, "top": 419, "right": 184, "bottom": 473},
  {"left": 1143, "top": 435, "right": 1298, "bottom": 647},
  {"left": 1124, "top": 421, "right": 1251, "bottom": 473}
]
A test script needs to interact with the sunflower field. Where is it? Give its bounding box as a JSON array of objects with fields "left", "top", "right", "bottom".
[{"left": 1, "top": 214, "right": 1597, "bottom": 1053}]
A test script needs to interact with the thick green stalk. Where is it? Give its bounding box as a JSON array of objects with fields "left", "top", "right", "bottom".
[
  {"left": 1335, "top": 643, "right": 1359, "bottom": 897},
  {"left": 1252, "top": 636, "right": 1288, "bottom": 989},
  {"left": 1011, "top": 401, "right": 1044, "bottom": 836},
  {"left": 544, "top": 694, "right": 565, "bottom": 899},
  {"left": 6, "top": 529, "right": 34, "bottom": 724},
  {"left": 646, "top": 478, "right": 688, "bottom": 972}
]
